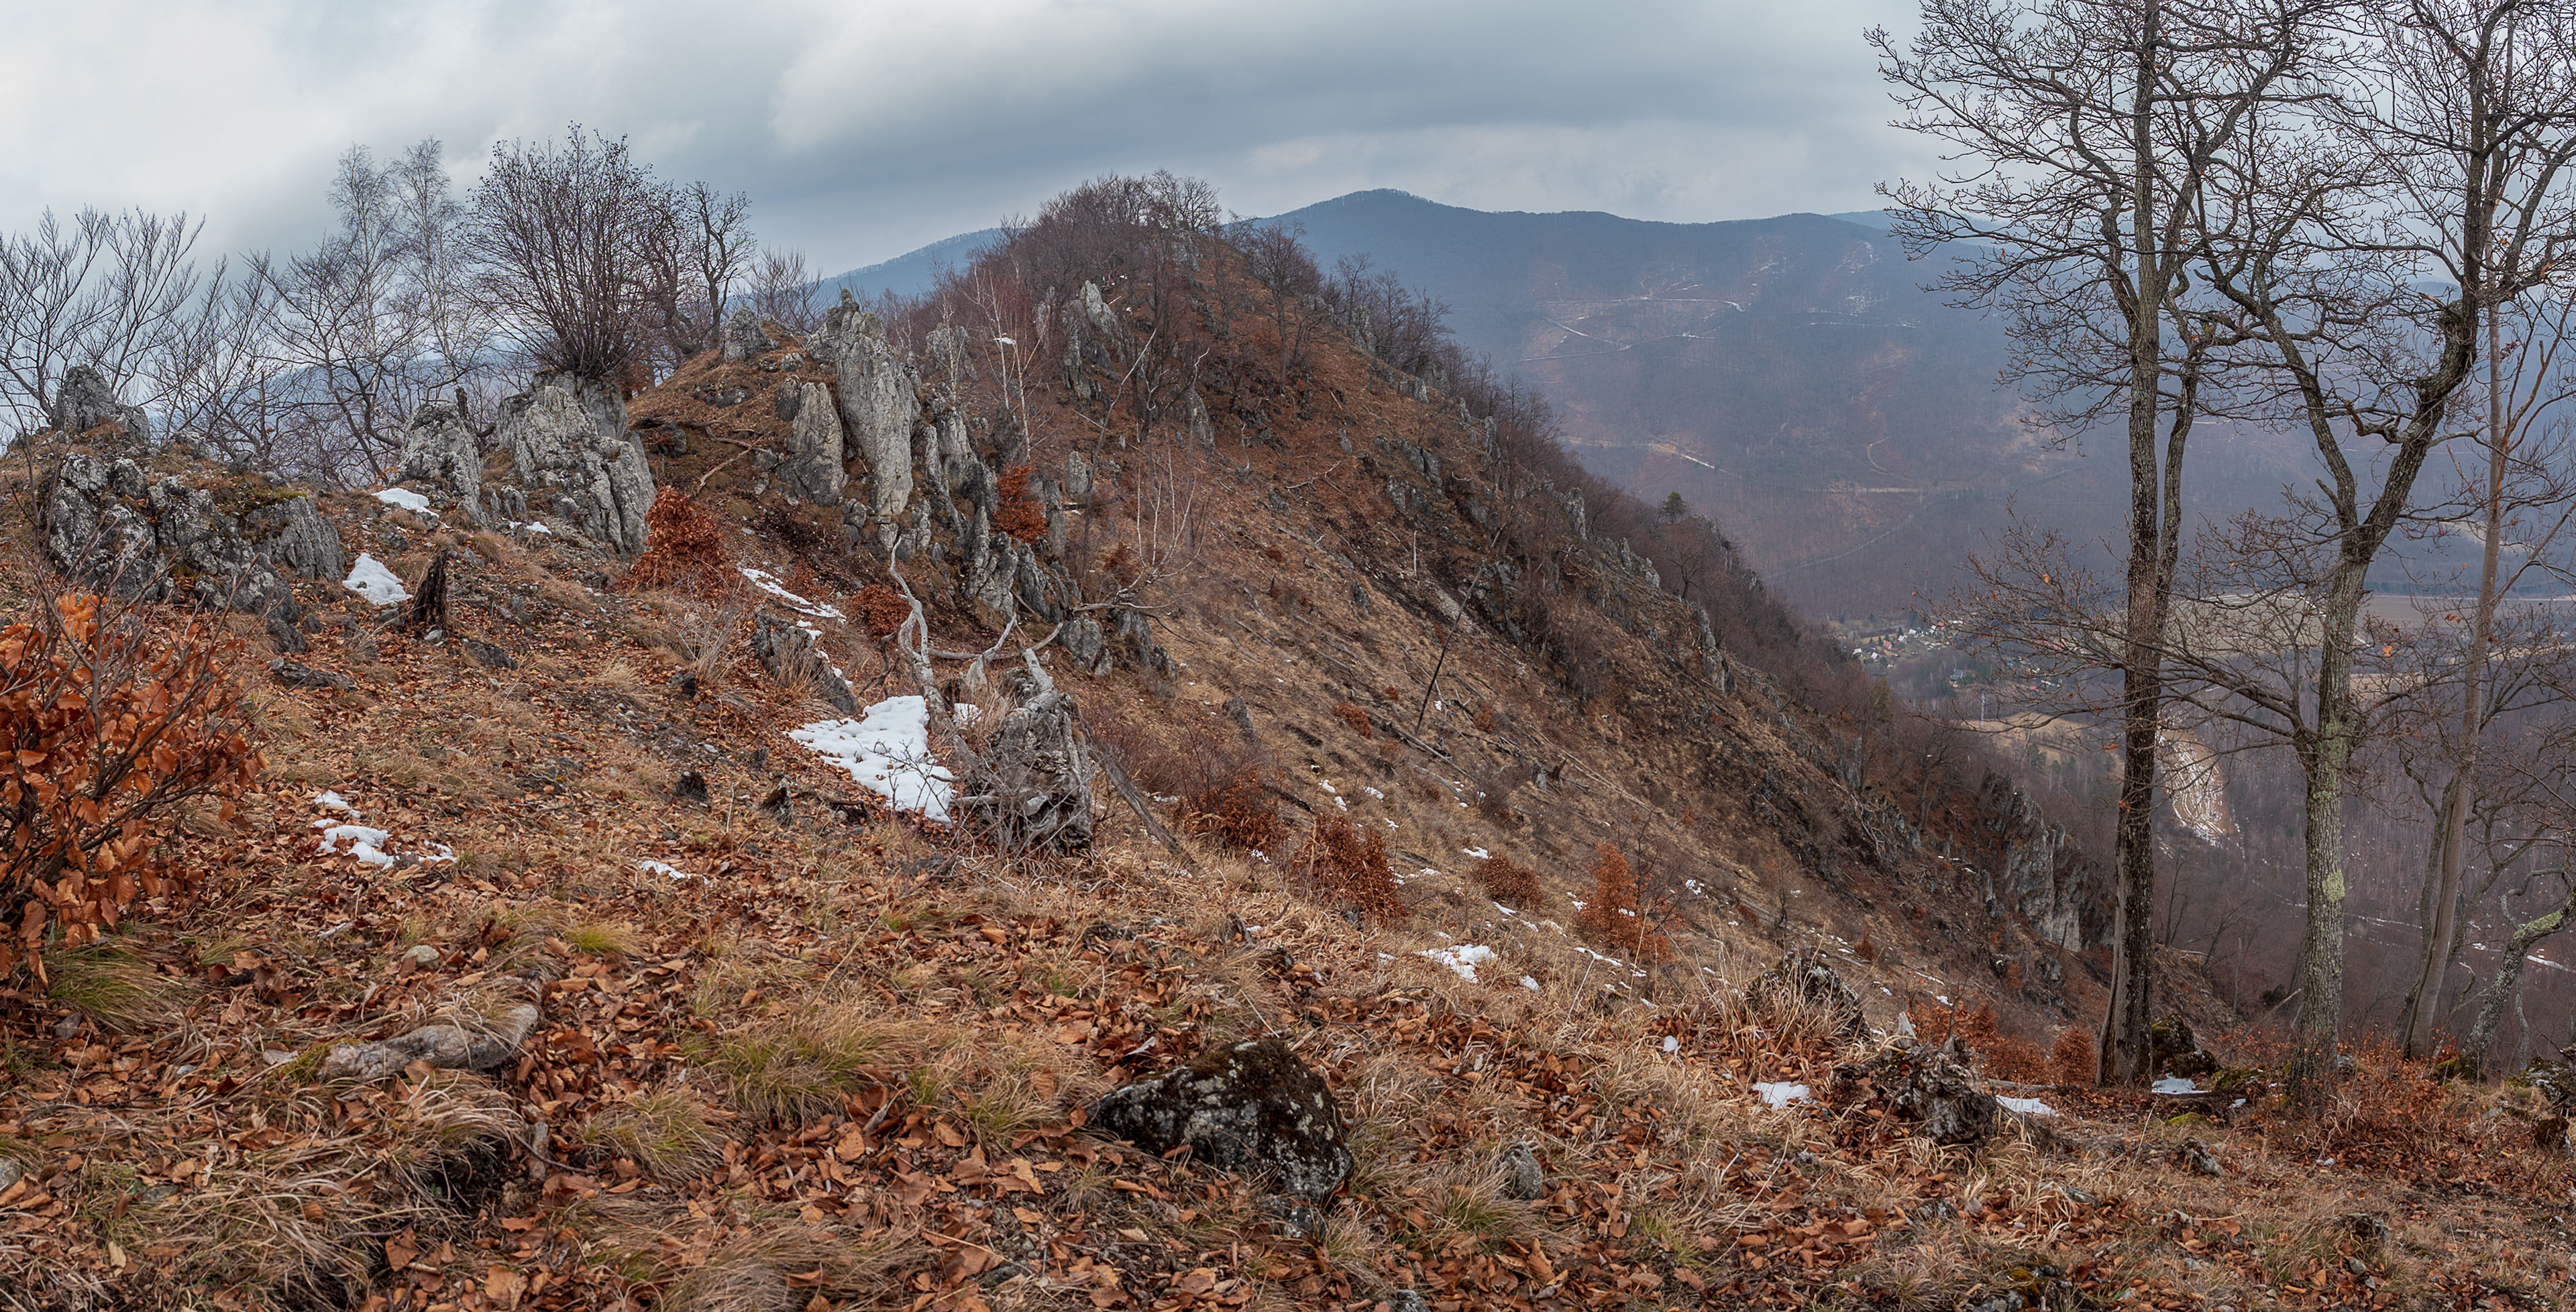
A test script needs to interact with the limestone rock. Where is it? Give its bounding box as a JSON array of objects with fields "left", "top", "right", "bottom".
[
  {"left": 810, "top": 302, "right": 918, "bottom": 546},
  {"left": 1835, "top": 1038, "right": 2000, "bottom": 1147},
  {"left": 394, "top": 401, "right": 485, "bottom": 518},
  {"left": 1498, "top": 1143, "right": 1545, "bottom": 1201},
  {"left": 495, "top": 372, "right": 654, "bottom": 553},
  {"left": 242, "top": 492, "right": 345, "bottom": 582},
  {"left": 43, "top": 453, "right": 299, "bottom": 618},
  {"left": 773, "top": 378, "right": 846, "bottom": 504},
  {"left": 318, "top": 994, "right": 541, "bottom": 1082},
  {"left": 50, "top": 366, "right": 152, "bottom": 449},
  {"left": 749, "top": 610, "right": 856, "bottom": 714},
  {"left": 965, "top": 689, "right": 1093, "bottom": 853},
  {"left": 721, "top": 307, "right": 776, "bottom": 362},
  {"left": 2150, "top": 1016, "right": 2217, "bottom": 1079},
  {"left": 1087, "top": 1038, "right": 1352, "bottom": 1201},
  {"left": 1748, "top": 949, "right": 1866, "bottom": 1041},
  {"left": 268, "top": 658, "right": 354, "bottom": 692},
  {"left": 1976, "top": 772, "right": 2112, "bottom": 950}
]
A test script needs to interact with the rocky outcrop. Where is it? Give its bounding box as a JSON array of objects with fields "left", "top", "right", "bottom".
[
  {"left": 318, "top": 986, "right": 541, "bottom": 1082},
  {"left": 810, "top": 298, "right": 918, "bottom": 549},
  {"left": 1748, "top": 950, "right": 1866, "bottom": 1040},
  {"left": 721, "top": 308, "right": 775, "bottom": 362},
  {"left": 771, "top": 378, "right": 846, "bottom": 504},
  {"left": 50, "top": 366, "right": 152, "bottom": 449},
  {"left": 1976, "top": 773, "right": 2113, "bottom": 950},
  {"left": 749, "top": 610, "right": 856, "bottom": 714},
  {"left": 1087, "top": 1039, "right": 1352, "bottom": 1201},
  {"left": 1835, "top": 1038, "right": 2000, "bottom": 1147},
  {"left": 965, "top": 688, "right": 1095, "bottom": 853},
  {"left": 394, "top": 400, "right": 485, "bottom": 518},
  {"left": 494, "top": 372, "right": 654, "bottom": 553},
  {"left": 42, "top": 452, "right": 328, "bottom": 619}
]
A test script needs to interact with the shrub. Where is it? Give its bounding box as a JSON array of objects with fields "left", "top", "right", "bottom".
[
  {"left": 854, "top": 584, "right": 910, "bottom": 639},
  {"left": 1576, "top": 842, "right": 1670, "bottom": 963},
  {"left": 1293, "top": 812, "right": 1405, "bottom": 920},
  {"left": 1471, "top": 854, "right": 1542, "bottom": 908},
  {"left": 2047, "top": 1024, "right": 2096, "bottom": 1087},
  {"left": 0, "top": 594, "right": 261, "bottom": 979},
  {"left": 1181, "top": 763, "right": 1280, "bottom": 853},
  {"left": 622, "top": 487, "right": 729, "bottom": 595},
  {"left": 1332, "top": 702, "right": 1373, "bottom": 739},
  {"left": 993, "top": 466, "right": 1049, "bottom": 543}
]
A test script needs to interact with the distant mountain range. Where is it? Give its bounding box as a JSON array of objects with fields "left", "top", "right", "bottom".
[
  {"left": 814, "top": 227, "right": 1004, "bottom": 304},
  {"left": 821, "top": 192, "right": 2308, "bottom": 619}
]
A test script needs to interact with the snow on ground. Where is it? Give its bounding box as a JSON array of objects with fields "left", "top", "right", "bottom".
[
  {"left": 2151, "top": 1077, "right": 2201, "bottom": 1095},
  {"left": 739, "top": 567, "right": 844, "bottom": 618},
  {"left": 1419, "top": 944, "right": 1497, "bottom": 983},
  {"left": 1662, "top": 1036, "right": 1680, "bottom": 1054},
  {"left": 372, "top": 487, "right": 433, "bottom": 513},
  {"left": 1755, "top": 1081, "right": 1811, "bottom": 1107},
  {"left": 344, "top": 553, "right": 409, "bottom": 606},
  {"left": 1998, "top": 1096, "right": 2058, "bottom": 1117},
  {"left": 633, "top": 859, "right": 696, "bottom": 881},
  {"left": 315, "top": 791, "right": 355, "bottom": 813},
  {"left": 1462, "top": 846, "right": 1489, "bottom": 859},
  {"left": 316, "top": 824, "right": 453, "bottom": 868},
  {"left": 791, "top": 696, "right": 953, "bottom": 820},
  {"left": 1520, "top": 976, "right": 1541, "bottom": 991}
]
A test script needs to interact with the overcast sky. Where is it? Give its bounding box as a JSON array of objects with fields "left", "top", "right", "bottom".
[{"left": 1, "top": 0, "right": 1927, "bottom": 276}]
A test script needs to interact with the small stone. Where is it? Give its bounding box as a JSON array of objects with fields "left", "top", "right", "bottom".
[
  {"left": 1498, "top": 1143, "right": 1545, "bottom": 1200},
  {"left": 674, "top": 769, "right": 710, "bottom": 805},
  {"left": 53, "top": 1014, "right": 81, "bottom": 1039},
  {"left": 398, "top": 944, "right": 441, "bottom": 972}
]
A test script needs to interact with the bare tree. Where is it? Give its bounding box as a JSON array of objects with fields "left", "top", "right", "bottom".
[
  {"left": 463, "top": 127, "right": 668, "bottom": 384},
  {"left": 747, "top": 248, "right": 822, "bottom": 335},
  {"left": 1876, "top": 0, "right": 2329, "bottom": 1085},
  {"left": 0, "top": 207, "right": 205, "bottom": 433}
]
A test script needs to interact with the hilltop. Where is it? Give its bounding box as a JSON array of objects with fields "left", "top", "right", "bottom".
[{"left": 0, "top": 190, "right": 2565, "bottom": 1311}]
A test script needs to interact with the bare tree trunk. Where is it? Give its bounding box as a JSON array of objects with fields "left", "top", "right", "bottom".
[{"left": 2466, "top": 892, "right": 2572, "bottom": 1075}]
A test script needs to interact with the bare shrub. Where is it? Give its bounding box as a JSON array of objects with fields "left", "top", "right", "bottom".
[
  {"left": 1332, "top": 702, "right": 1373, "bottom": 739},
  {"left": 992, "top": 465, "right": 1049, "bottom": 543},
  {"left": 1471, "top": 854, "right": 1542, "bottom": 908},
  {"left": 0, "top": 593, "right": 262, "bottom": 978},
  {"left": 853, "top": 584, "right": 908, "bottom": 641},
  {"left": 2047, "top": 1024, "right": 2096, "bottom": 1087},
  {"left": 1180, "top": 763, "right": 1279, "bottom": 853},
  {"left": 1293, "top": 812, "right": 1405, "bottom": 920}
]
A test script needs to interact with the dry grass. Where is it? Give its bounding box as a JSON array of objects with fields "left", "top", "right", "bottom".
[
  {"left": 585, "top": 1085, "right": 725, "bottom": 1182},
  {"left": 43, "top": 938, "right": 193, "bottom": 1033}
]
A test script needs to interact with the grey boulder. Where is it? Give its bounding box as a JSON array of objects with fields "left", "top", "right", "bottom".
[
  {"left": 495, "top": 372, "right": 654, "bottom": 553},
  {"left": 1087, "top": 1039, "right": 1352, "bottom": 1201}
]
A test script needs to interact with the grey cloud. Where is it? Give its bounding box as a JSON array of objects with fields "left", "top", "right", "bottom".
[{"left": 0, "top": 0, "right": 1927, "bottom": 270}]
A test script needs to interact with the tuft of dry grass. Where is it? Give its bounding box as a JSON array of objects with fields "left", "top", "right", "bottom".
[
  {"left": 44, "top": 938, "right": 193, "bottom": 1033},
  {"left": 586, "top": 1085, "right": 724, "bottom": 1182}
]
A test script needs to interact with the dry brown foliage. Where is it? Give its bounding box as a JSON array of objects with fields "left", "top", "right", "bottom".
[
  {"left": 1331, "top": 702, "right": 1373, "bottom": 739},
  {"left": 992, "top": 465, "right": 1049, "bottom": 543},
  {"left": 1470, "top": 853, "right": 1542, "bottom": 908},
  {"left": 1576, "top": 842, "right": 1670, "bottom": 963},
  {"left": 1180, "top": 763, "right": 1280, "bottom": 852},
  {"left": 2047, "top": 1022, "right": 2096, "bottom": 1086},
  {"left": 853, "top": 584, "right": 909, "bottom": 640},
  {"left": 0, "top": 594, "right": 260, "bottom": 978},
  {"left": 1293, "top": 812, "right": 1405, "bottom": 920},
  {"left": 623, "top": 487, "right": 731, "bottom": 596}
]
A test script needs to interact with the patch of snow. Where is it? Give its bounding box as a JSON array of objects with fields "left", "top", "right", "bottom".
[
  {"left": 1998, "top": 1096, "right": 2057, "bottom": 1117},
  {"left": 372, "top": 486, "right": 433, "bottom": 513},
  {"left": 791, "top": 696, "right": 954, "bottom": 820},
  {"left": 1935, "top": 995, "right": 1951, "bottom": 1007},
  {"left": 315, "top": 790, "right": 355, "bottom": 813},
  {"left": 1521, "top": 975, "right": 1540, "bottom": 991},
  {"left": 344, "top": 553, "right": 409, "bottom": 606},
  {"left": 513, "top": 521, "right": 553, "bottom": 535},
  {"left": 2151, "top": 1077, "right": 2201, "bottom": 1095},
  {"left": 1755, "top": 1081, "right": 1811, "bottom": 1108},
  {"left": 1570, "top": 898, "right": 1589, "bottom": 910},
  {"left": 1362, "top": 785, "right": 1385, "bottom": 800},
  {"left": 1462, "top": 846, "right": 1489, "bottom": 859},
  {"left": 634, "top": 859, "right": 696, "bottom": 880},
  {"left": 1318, "top": 780, "right": 1338, "bottom": 794},
  {"left": 738, "top": 566, "right": 845, "bottom": 618},
  {"left": 1334, "top": 796, "right": 1349, "bottom": 811},
  {"left": 1419, "top": 944, "right": 1496, "bottom": 983},
  {"left": 317, "top": 824, "right": 452, "bottom": 868},
  {"left": 1661, "top": 1036, "right": 1680, "bottom": 1054},
  {"left": 1493, "top": 901, "right": 1515, "bottom": 916}
]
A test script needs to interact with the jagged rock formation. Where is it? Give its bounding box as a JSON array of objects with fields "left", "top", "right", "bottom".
[
  {"left": 1976, "top": 773, "right": 2114, "bottom": 951},
  {"left": 494, "top": 373, "right": 655, "bottom": 553},
  {"left": 42, "top": 451, "right": 337, "bottom": 620},
  {"left": 50, "top": 366, "right": 153, "bottom": 449},
  {"left": 721, "top": 308, "right": 775, "bottom": 362},
  {"left": 771, "top": 378, "right": 845, "bottom": 504},
  {"left": 394, "top": 400, "right": 486, "bottom": 520},
  {"left": 964, "top": 688, "right": 1094, "bottom": 853},
  {"left": 809, "top": 300, "right": 917, "bottom": 547},
  {"left": 1087, "top": 1038, "right": 1352, "bottom": 1201},
  {"left": 1836, "top": 1038, "right": 2000, "bottom": 1147},
  {"left": 749, "top": 610, "right": 856, "bottom": 714}
]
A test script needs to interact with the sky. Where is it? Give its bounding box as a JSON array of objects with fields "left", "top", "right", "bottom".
[{"left": 0, "top": 0, "right": 1928, "bottom": 276}]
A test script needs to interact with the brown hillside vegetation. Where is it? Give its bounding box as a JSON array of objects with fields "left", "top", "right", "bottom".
[{"left": 0, "top": 183, "right": 2569, "bottom": 1311}]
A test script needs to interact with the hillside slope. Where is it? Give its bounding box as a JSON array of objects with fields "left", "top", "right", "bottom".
[{"left": 0, "top": 206, "right": 2565, "bottom": 1311}]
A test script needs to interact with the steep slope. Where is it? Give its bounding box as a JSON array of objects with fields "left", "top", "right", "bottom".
[{"left": 0, "top": 210, "right": 2566, "bottom": 1312}]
